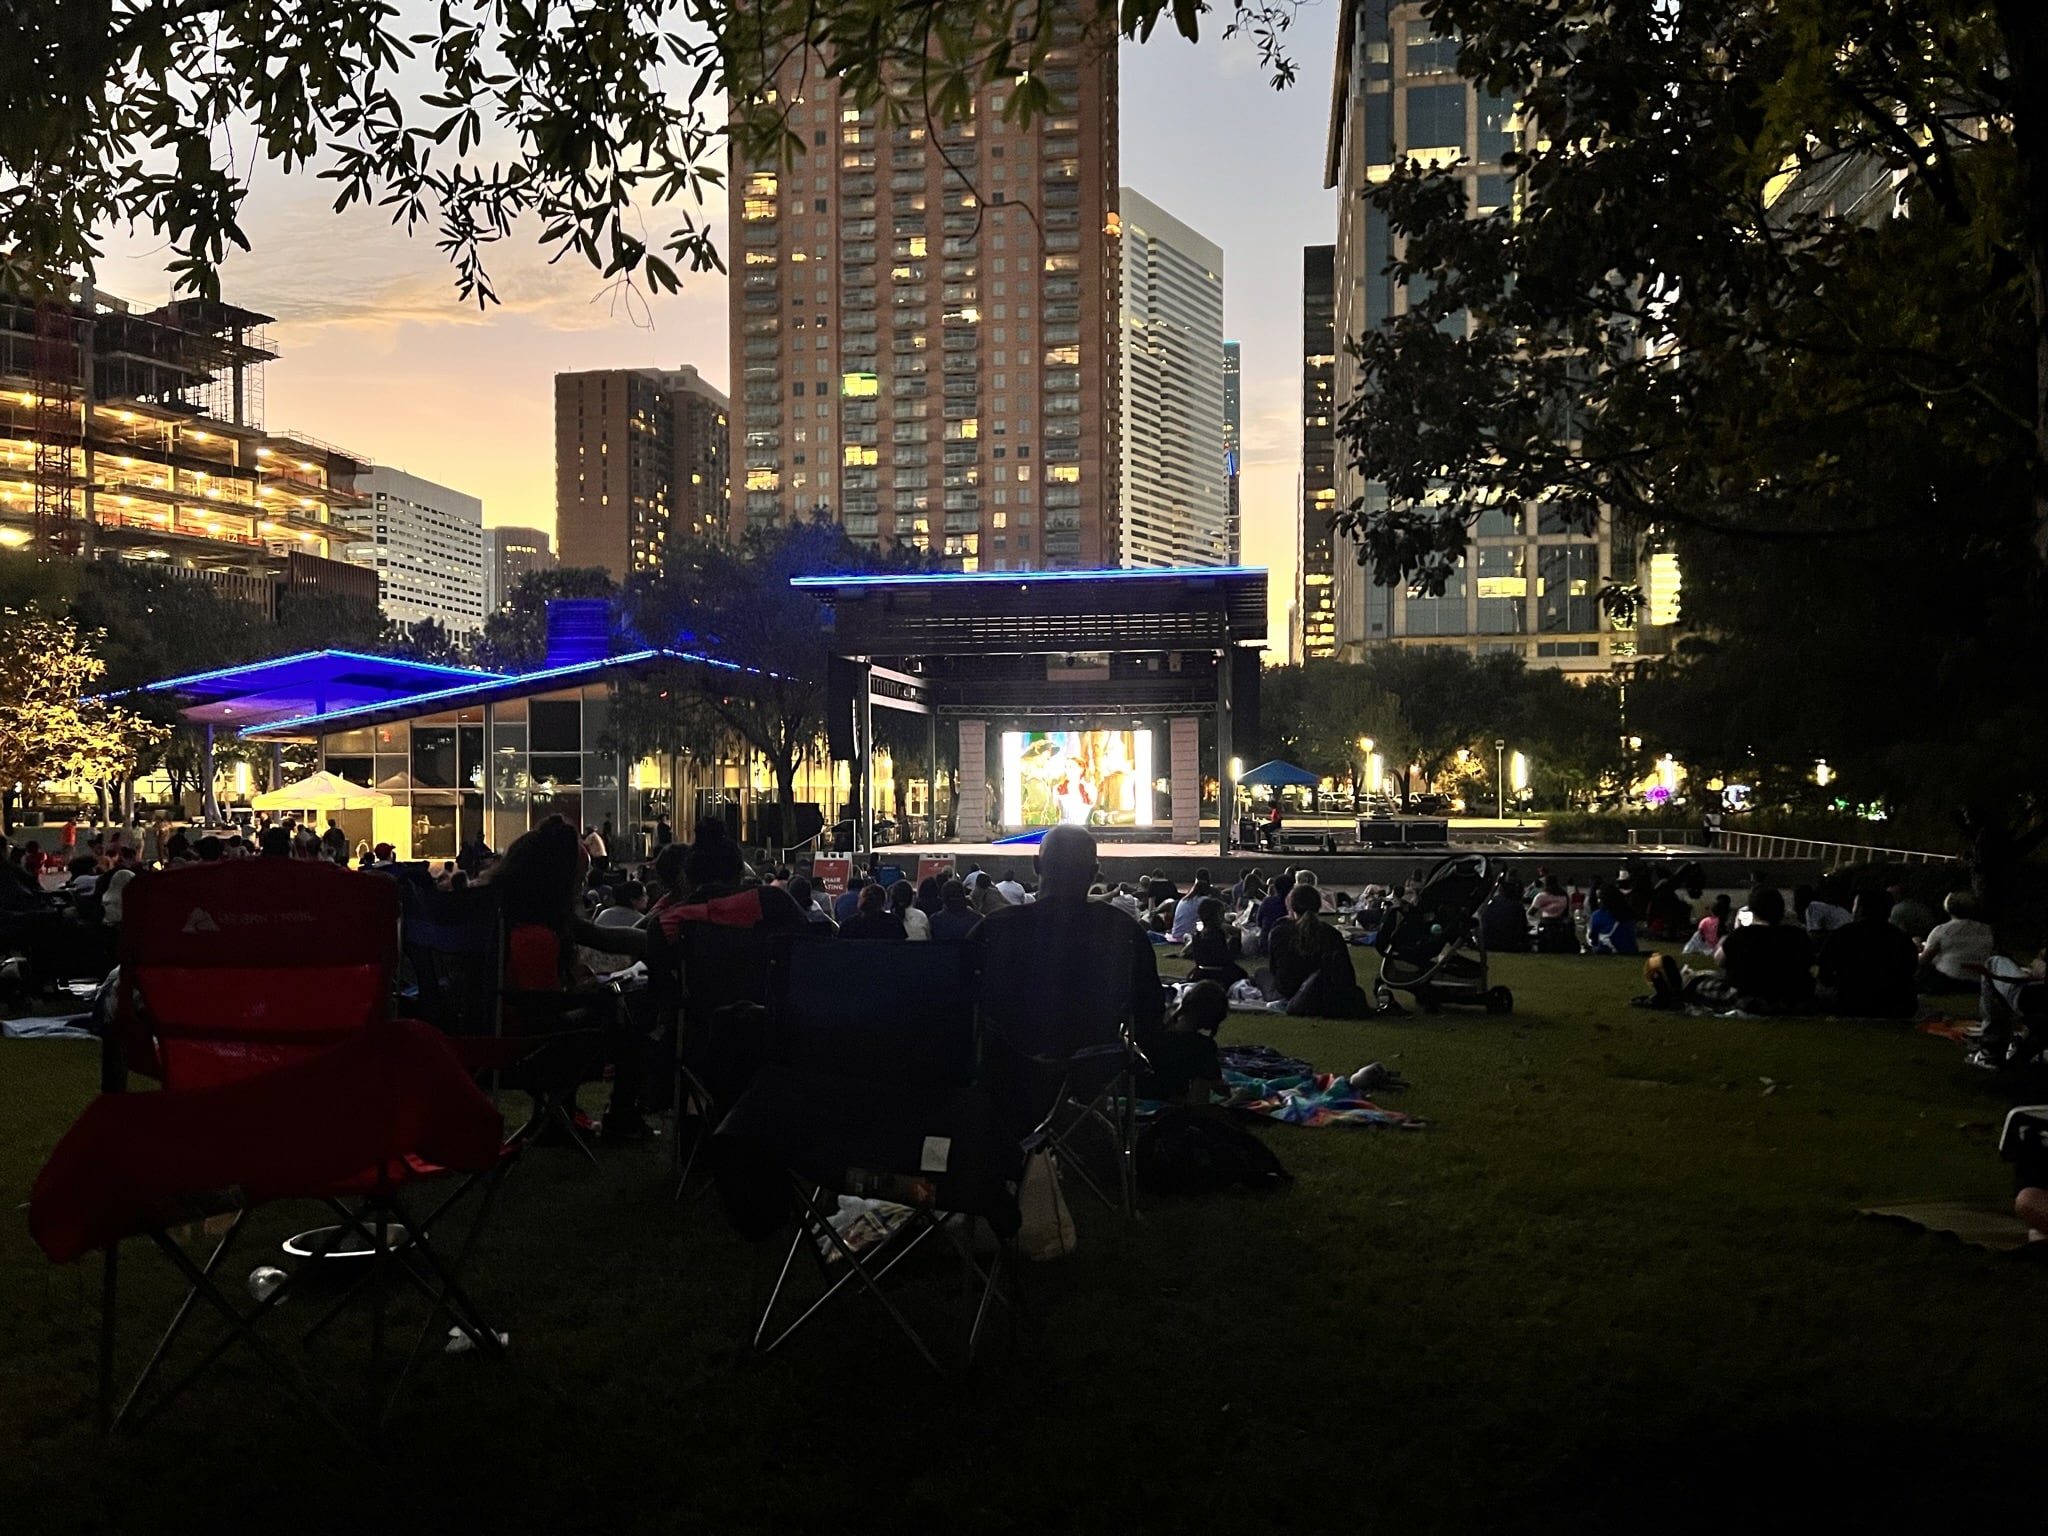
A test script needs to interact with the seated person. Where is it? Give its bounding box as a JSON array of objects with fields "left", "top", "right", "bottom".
[
  {"left": 1974, "top": 946, "right": 2048, "bottom": 1069},
  {"left": 1585, "top": 887, "right": 1639, "bottom": 955},
  {"left": 1794, "top": 882, "right": 1854, "bottom": 937},
  {"left": 1714, "top": 885, "right": 1814, "bottom": 1013},
  {"left": 839, "top": 881, "right": 908, "bottom": 941},
  {"left": 1181, "top": 897, "right": 1246, "bottom": 988},
  {"left": 929, "top": 878, "right": 982, "bottom": 942},
  {"left": 1266, "top": 885, "right": 1371, "bottom": 1018},
  {"left": 785, "top": 873, "right": 836, "bottom": 930},
  {"left": 1528, "top": 875, "right": 1577, "bottom": 953},
  {"left": 1479, "top": 877, "right": 1529, "bottom": 953},
  {"left": 1814, "top": 889, "right": 1919, "bottom": 1018},
  {"left": 1684, "top": 894, "right": 1734, "bottom": 956},
  {"left": 1918, "top": 892, "right": 1994, "bottom": 995},
  {"left": 890, "top": 879, "right": 931, "bottom": 940},
  {"left": 494, "top": 816, "right": 651, "bottom": 1141},
  {"left": 972, "top": 825, "right": 1165, "bottom": 1129},
  {"left": 1136, "top": 981, "right": 1227, "bottom": 1105}
]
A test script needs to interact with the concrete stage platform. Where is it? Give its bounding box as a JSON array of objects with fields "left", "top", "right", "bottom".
[{"left": 854, "top": 833, "right": 1825, "bottom": 890}]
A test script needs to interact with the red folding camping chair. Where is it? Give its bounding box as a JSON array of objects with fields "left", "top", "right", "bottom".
[{"left": 29, "top": 859, "right": 511, "bottom": 1437}]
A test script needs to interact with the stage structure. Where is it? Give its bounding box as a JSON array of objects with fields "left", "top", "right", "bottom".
[{"left": 793, "top": 567, "right": 1267, "bottom": 858}]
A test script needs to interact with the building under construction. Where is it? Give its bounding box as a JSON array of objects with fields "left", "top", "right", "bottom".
[{"left": 0, "top": 277, "right": 378, "bottom": 616}]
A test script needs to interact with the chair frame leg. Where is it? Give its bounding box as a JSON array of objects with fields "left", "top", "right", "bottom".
[{"left": 750, "top": 1183, "right": 1014, "bottom": 1377}]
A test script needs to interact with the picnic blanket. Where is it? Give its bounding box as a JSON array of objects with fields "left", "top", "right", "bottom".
[
  {"left": 2, "top": 1015, "right": 96, "bottom": 1041},
  {"left": 1224, "top": 1068, "right": 1423, "bottom": 1129}
]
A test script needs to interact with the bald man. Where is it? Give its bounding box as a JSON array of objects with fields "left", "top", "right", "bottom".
[{"left": 973, "top": 823, "right": 1164, "bottom": 1066}]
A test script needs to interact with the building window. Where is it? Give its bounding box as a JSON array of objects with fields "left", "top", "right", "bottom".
[
  {"left": 1405, "top": 84, "right": 1466, "bottom": 154},
  {"left": 1404, "top": 21, "right": 1458, "bottom": 75}
]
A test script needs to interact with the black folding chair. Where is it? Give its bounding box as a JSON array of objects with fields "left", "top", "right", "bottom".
[
  {"left": 975, "top": 907, "right": 1149, "bottom": 1217},
  {"left": 713, "top": 938, "right": 1021, "bottom": 1376},
  {"left": 400, "top": 882, "right": 612, "bottom": 1164}
]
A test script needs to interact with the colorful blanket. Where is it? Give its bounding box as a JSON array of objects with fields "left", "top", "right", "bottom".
[{"left": 1222, "top": 1068, "right": 1424, "bottom": 1130}]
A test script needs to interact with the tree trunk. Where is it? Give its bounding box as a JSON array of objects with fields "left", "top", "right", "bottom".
[{"left": 1995, "top": 3, "right": 2048, "bottom": 561}]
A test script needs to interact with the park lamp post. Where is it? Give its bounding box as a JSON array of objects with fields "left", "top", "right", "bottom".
[
  {"left": 1357, "top": 735, "right": 1374, "bottom": 805},
  {"left": 1495, "top": 737, "right": 1507, "bottom": 820}
]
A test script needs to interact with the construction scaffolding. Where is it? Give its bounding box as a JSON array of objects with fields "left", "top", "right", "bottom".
[{"left": 31, "top": 299, "right": 79, "bottom": 558}]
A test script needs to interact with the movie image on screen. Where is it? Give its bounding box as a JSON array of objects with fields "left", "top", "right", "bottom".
[{"left": 1000, "top": 730, "right": 1152, "bottom": 828}]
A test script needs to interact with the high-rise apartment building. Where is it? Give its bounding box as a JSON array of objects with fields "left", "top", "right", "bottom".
[
  {"left": 337, "top": 467, "right": 487, "bottom": 637},
  {"left": 1117, "top": 188, "right": 1226, "bottom": 568},
  {"left": 726, "top": 3, "right": 1119, "bottom": 569},
  {"left": 1222, "top": 340, "right": 1242, "bottom": 566},
  {"left": 485, "top": 525, "right": 557, "bottom": 611},
  {"left": 1325, "top": 0, "right": 1624, "bottom": 672},
  {"left": 1300, "top": 245, "right": 1339, "bottom": 660},
  {"left": 554, "top": 365, "right": 730, "bottom": 583}
]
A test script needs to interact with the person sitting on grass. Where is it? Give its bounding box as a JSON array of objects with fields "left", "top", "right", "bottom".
[
  {"left": 1171, "top": 871, "right": 1213, "bottom": 942},
  {"left": 1182, "top": 896, "right": 1247, "bottom": 988},
  {"left": 1529, "top": 874, "right": 1577, "bottom": 954},
  {"left": 1267, "top": 884, "right": 1371, "bottom": 1018},
  {"left": 1586, "top": 886, "right": 1640, "bottom": 955},
  {"left": 1684, "top": 894, "right": 1734, "bottom": 956},
  {"left": 1917, "top": 891, "right": 1995, "bottom": 996},
  {"left": 1815, "top": 888, "right": 1919, "bottom": 1018},
  {"left": 1137, "top": 980, "right": 1228, "bottom": 1105},
  {"left": 1480, "top": 876, "right": 1529, "bottom": 953},
  {"left": 1255, "top": 870, "right": 1295, "bottom": 946},
  {"left": 1715, "top": 885, "right": 1814, "bottom": 1013}
]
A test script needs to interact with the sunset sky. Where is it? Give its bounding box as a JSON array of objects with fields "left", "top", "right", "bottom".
[{"left": 93, "top": 6, "right": 1346, "bottom": 645}]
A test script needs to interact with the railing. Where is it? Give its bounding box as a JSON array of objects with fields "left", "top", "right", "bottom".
[{"left": 1626, "top": 827, "right": 1954, "bottom": 867}]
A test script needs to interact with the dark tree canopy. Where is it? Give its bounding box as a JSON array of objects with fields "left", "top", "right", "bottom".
[{"left": 3, "top": 0, "right": 1298, "bottom": 305}]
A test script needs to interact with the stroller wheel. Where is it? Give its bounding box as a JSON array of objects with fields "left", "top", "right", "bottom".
[
  {"left": 1373, "top": 981, "right": 1405, "bottom": 1016},
  {"left": 1485, "top": 986, "right": 1514, "bottom": 1015},
  {"left": 1415, "top": 987, "right": 1443, "bottom": 1015}
]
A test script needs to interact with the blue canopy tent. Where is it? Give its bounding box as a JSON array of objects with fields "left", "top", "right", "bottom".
[{"left": 1237, "top": 760, "right": 1322, "bottom": 790}]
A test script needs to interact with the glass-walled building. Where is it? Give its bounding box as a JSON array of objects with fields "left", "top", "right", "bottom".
[
  {"left": 237, "top": 655, "right": 929, "bottom": 859},
  {"left": 1322, "top": 0, "right": 1629, "bottom": 675}
]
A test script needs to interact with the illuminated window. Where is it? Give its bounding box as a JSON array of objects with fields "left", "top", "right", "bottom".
[
  {"left": 841, "top": 373, "right": 879, "bottom": 397},
  {"left": 745, "top": 467, "right": 781, "bottom": 492},
  {"left": 843, "top": 445, "right": 878, "bottom": 466}
]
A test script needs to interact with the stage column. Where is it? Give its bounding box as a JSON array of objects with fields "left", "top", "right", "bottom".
[
  {"left": 1171, "top": 717, "right": 1200, "bottom": 843},
  {"left": 956, "top": 720, "right": 987, "bottom": 841},
  {"left": 1216, "top": 646, "right": 1235, "bottom": 860}
]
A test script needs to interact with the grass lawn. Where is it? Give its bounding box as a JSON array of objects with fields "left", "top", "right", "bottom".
[{"left": 4, "top": 951, "right": 2046, "bottom": 1533}]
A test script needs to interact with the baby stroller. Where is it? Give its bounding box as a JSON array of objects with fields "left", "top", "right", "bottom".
[{"left": 1372, "top": 853, "right": 1514, "bottom": 1015}]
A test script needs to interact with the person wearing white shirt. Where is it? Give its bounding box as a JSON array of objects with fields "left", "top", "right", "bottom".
[
  {"left": 993, "top": 874, "right": 1028, "bottom": 906},
  {"left": 890, "top": 880, "right": 931, "bottom": 939},
  {"left": 1919, "top": 892, "right": 1996, "bottom": 994}
]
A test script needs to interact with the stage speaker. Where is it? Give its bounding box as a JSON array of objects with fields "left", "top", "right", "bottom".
[
  {"left": 825, "top": 655, "right": 858, "bottom": 761},
  {"left": 1231, "top": 648, "right": 1261, "bottom": 744}
]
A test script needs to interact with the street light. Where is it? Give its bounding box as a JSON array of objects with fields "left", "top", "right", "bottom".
[{"left": 1494, "top": 737, "right": 1506, "bottom": 820}]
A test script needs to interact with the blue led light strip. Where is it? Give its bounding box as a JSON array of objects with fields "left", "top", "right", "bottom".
[
  {"left": 244, "top": 648, "right": 755, "bottom": 737},
  {"left": 143, "top": 649, "right": 505, "bottom": 694},
  {"left": 790, "top": 565, "right": 1267, "bottom": 590}
]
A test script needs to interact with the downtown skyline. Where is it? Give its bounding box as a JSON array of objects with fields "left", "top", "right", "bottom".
[{"left": 83, "top": 6, "right": 1344, "bottom": 640}]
